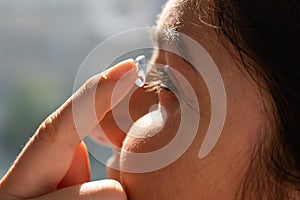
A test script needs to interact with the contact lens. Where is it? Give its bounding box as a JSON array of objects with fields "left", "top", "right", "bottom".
[{"left": 135, "top": 55, "right": 147, "bottom": 87}]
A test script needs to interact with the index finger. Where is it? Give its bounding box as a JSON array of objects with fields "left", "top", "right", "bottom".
[{"left": 0, "top": 59, "right": 137, "bottom": 199}]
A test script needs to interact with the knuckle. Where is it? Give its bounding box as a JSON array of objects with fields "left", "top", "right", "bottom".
[
  {"left": 36, "top": 113, "right": 60, "bottom": 143},
  {"left": 84, "top": 75, "right": 101, "bottom": 92}
]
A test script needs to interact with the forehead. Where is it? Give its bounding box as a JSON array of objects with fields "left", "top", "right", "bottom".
[
  {"left": 156, "top": 0, "right": 208, "bottom": 29},
  {"left": 155, "top": 0, "right": 217, "bottom": 46},
  {"left": 156, "top": 0, "right": 185, "bottom": 32},
  {"left": 154, "top": 0, "right": 258, "bottom": 105},
  {"left": 155, "top": 0, "right": 227, "bottom": 73}
]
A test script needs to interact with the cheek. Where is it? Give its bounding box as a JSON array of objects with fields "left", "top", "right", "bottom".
[
  {"left": 118, "top": 92, "right": 183, "bottom": 198},
  {"left": 122, "top": 90, "right": 181, "bottom": 155},
  {"left": 118, "top": 86, "right": 214, "bottom": 199},
  {"left": 97, "top": 87, "right": 158, "bottom": 147},
  {"left": 128, "top": 88, "right": 159, "bottom": 121}
]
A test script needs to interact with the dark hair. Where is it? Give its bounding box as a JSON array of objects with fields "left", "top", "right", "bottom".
[{"left": 193, "top": 0, "right": 300, "bottom": 199}]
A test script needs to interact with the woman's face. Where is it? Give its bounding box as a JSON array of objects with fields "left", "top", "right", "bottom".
[{"left": 104, "top": 1, "right": 266, "bottom": 199}]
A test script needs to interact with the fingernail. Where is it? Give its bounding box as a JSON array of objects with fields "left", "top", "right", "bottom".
[{"left": 104, "top": 59, "right": 137, "bottom": 80}]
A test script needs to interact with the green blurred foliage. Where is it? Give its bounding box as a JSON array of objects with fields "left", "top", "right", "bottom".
[{"left": 1, "top": 77, "right": 71, "bottom": 164}]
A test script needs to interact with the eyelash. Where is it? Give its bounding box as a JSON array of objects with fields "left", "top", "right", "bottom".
[
  {"left": 143, "top": 64, "right": 178, "bottom": 93},
  {"left": 145, "top": 63, "right": 200, "bottom": 113}
]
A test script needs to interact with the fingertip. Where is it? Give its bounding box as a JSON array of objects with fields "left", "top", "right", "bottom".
[
  {"left": 104, "top": 59, "right": 137, "bottom": 81},
  {"left": 80, "top": 179, "right": 127, "bottom": 200},
  {"left": 32, "top": 180, "right": 127, "bottom": 200}
]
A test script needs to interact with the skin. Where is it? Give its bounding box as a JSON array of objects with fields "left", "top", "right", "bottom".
[
  {"left": 0, "top": 1, "right": 269, "bottom": 199},
  {"left": 106, "top": 1, "right": 268, "bottom": 199},
  {"left": 0, "top": 60, "right": 136, "bottom": 199}
]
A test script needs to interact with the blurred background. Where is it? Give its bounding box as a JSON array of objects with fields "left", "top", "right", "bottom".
[{"left": 0, "top": 0, "right": 165, "bottom": 180}]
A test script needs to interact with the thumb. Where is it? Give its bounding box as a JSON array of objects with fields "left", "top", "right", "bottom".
[{"left": 31, "top": 180, "right": 127, "bottom": 200}]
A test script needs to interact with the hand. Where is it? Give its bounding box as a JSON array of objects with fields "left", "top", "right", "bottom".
[{"left": 0, "top": 59, "right": 137, "bottom": 200}]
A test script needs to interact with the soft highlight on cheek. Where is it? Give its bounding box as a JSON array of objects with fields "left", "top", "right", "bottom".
[
  {"left": 118, "top": 92, "right": 182, "bottom": 198},
  {"left": 127, "top": 105, "right": 167, "bottom": 139},
  {"left": 122, "top": 90, "right": 181, "bottom": 154}
]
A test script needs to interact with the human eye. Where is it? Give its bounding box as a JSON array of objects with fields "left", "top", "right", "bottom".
[
  {"left": 144, "top": 63, "right": 179, "bottom": 94},
  {"left": 145, "top": 61, "right": 199, "bottom": 113}
]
